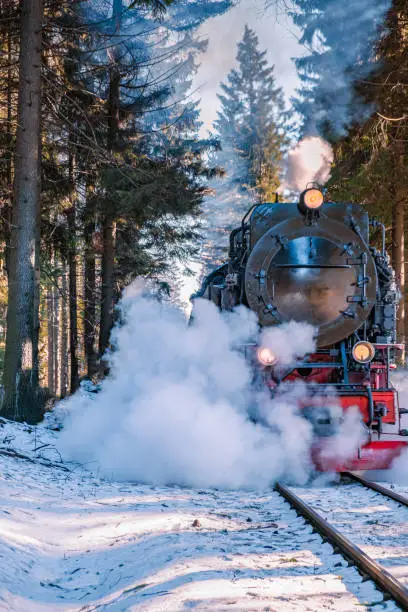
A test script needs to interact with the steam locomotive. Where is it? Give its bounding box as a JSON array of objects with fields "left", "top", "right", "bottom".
[{"left": 197, "top": 187, "right": 407, "bottom": 471}]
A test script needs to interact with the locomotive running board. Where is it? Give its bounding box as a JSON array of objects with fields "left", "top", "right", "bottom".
[{"left": 312, "top": 440, "right": 408, "bottom": 472}]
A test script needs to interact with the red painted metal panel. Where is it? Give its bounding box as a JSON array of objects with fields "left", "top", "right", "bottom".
[
  {"left": 337, "top": 391, "right": 396, "bottom": 424},
  {"left": 312, "top": 440, "right": 408, "bottom": 472},
  {"left": 299, "top": 391, "right": 397, "bottom": 424}
]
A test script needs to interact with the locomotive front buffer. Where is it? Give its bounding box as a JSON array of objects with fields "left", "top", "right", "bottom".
[{"left": 196, "top": 187, "right": 408, "bottom": 472}]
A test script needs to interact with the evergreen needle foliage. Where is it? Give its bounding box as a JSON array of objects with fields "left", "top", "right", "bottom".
[
  {"left": 214, "top": 25, "right": 288, "bottom": 203},
  {"left": 0, "top": 0, "right": 235, "bottom": 420}
]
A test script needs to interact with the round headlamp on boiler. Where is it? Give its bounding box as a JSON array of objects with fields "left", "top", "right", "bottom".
[{"left": 298, "top": 187, "right": 324, "bottom": 217}]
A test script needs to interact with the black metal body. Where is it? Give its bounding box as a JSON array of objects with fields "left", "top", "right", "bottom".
[
  {"left": 194, "top": 198, "right": 408, "bottom": 468},
  {"left": 196, "top": 201, "right": 399, "bottom": 350}
]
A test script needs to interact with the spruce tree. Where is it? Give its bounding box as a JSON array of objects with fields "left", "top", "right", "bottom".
[
  {"left": 214, "top": 25, "right": 287, "bottom": 203},
  {"left": 0, "top": 0, "right": 238, "bottom": 405},
  {"left": 203, "top": 25, "right": 288, "bottom": 270}
]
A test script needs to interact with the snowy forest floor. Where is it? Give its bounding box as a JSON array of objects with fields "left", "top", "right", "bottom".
[{"left": 0, "top": 419, "right": 404, "bottom": 611}]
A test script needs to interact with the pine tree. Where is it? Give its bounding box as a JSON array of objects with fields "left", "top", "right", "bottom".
[
  {"left": 81, "top": 0, "right": 235, "bottom": 356},
  {"left": 214, "top": 25, "right": 287, "bottom": 203},
  {"left": 0, "top": 0, "right": 239, "bottom": 409},
  {"left": 203, "top": 25, "right": 288, "bottom": 270}
]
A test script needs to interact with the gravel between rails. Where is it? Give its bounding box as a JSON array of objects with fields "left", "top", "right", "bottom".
[
  {"left": 277, "top": 481, "right": 408, "bottom": 610},
  {"left": 289, "top": 479, "right": 408, "bottom": 610}
]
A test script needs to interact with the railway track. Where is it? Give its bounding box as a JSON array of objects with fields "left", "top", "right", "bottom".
[
  {"left": 343, "top": 471, "right": 408, "bottom": 508},
  {"left": 275, "top": 478, "right": 408, "bottom": 610}
]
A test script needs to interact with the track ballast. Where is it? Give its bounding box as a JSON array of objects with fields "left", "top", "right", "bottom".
[{"left": 275, "top": 480, "right": 408, "bottom": 610}]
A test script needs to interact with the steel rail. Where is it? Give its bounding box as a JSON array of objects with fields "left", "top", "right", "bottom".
[
  {"left": 275, "top": 482, "right": 408, "bottom": 609},
  {"left": 343, "top": 471, "right": 408, "bottom": 508}
]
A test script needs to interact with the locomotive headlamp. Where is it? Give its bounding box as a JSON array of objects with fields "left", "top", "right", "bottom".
[
  {"left": 298, "top": 188, "right": 324, "bottom": 217},
  {"left": 257, "top": 347, "right": 277, "bottom": 367},
  {"left": 302, "top": 188, "right": 324, "bottom": 210},
  {"left": 352, "top": 341, "right": 375, "bottom": 364}
]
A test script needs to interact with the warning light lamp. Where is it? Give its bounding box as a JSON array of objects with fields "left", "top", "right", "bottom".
[
  {"left": 257, "top": 347, "right": 277, "bottom": 367},
  {"left": 352, "top": 341, "right": 375, "bottom": 364},
  {"left": 298, "top": 188, "right": 324, "bottom": 215}
]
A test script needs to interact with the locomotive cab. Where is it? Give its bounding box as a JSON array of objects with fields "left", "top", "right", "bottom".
[{"left": 196, "top": 188, "right": 407, "bottom": 471}]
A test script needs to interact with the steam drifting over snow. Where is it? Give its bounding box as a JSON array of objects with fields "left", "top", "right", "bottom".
[
  {"left": 56, "top": 285, "right": 316, "bottom": 489},
  {"left": 54, "top": 285, "right": 368, "bottom": 489}
]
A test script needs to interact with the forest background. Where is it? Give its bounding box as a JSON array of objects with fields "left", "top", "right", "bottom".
[{"left": 0, "top": 0, "right": 406, "bottom": 423}]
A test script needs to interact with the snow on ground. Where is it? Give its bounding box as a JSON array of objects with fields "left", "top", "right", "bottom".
[{"left": 0, "top": 419, "right": 401, "bottom": 611}]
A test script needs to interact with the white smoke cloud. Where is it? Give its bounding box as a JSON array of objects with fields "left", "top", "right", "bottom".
[
  {"left": 391, "top": 370, "right": 408, "bottom": 413},
  {"left": 282, "top": 136, "right": 334, "bottom": 193},
  {"left": 388, "top": 451, "right": 408, "bottom": 485},
  {"left": 261, "top": 320, "right": 316, "bottom": 364},
  {"left": 52, "top": 284, "right": 368, "bottom": 489},
  {"left": 317, "top": 405, "right": 368, "bottom": 466},
  {"left": 53, "top": 284, "right": 319, "bottom": 489}
]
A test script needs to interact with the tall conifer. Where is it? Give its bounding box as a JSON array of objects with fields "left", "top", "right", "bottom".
[
  {"left": 2, "top": 0, "right": 43, "bottom": 422},
  {"left": 203, "top": 26, "right": 288, "bottom": 270},
  {"left": 214, "top": 25, "right": 287, "bottom": 203}
]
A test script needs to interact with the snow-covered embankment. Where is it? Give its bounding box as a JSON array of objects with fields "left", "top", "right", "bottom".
[{"left": 0, "top": 420, "right": 399, "bottom": 611}]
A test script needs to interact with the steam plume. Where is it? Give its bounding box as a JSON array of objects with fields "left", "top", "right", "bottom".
[
  {"left": 283, "top": 136, "right": 334, "bottom": 192},
  {"left": 283, "top": 0, "right": 391, "bottom": 192},
  {"left": 388, "top": 371, "right": 408, "bottom": 483},
  {"left": 53, "top": 285, "right": 368, "bottom": 489},
  {"left": 293, "top": 0, "right": 391, "bottom": 136},
  {"left": 54, "top": 284, "right": 320, "bottom": 489},
  {"left": 261, "top": 321, "right": 316, "bottom": 364}
]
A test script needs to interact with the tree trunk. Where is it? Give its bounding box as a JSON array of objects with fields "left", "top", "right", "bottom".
[
  {"left": 47, "top": 284, "right": 54, "bottom": 394},
  {"left": 2, "top": 0, "right": 43, "bottom": 422},
  {"left": 405, "top": 220, "right": 408, "bottom": 352},
  {"left": 4, "top": 24, "right": 13, "bottom": 274},
  {"left": 67, "top": 208, "right": 79, "bottom": 393},
  {"left": 60, "top": 263, "right": 69, "bottom": 398},
  {"left": 85, "top": 246, "right": 97, "bottom": 377},
  {"left": 32, "top": 189, "right": 41, "bottom": 390},
  {"left": 52, "top": 258, "right": 60, "bottom": 396},
  {"left": 392, "top": 198, "right": 405, "bottom": 354},
  {"left": 392, "top": 143, "right": 406, "bottom": 361},
  {"left": 84, "top": 190, "right": 98, "bottom": 377},
  {"left": 99, "top": 217, "right": 116, "bottom": 358},
  {"left": 99, "top": 9, "right": 121, "bottom": 358}
]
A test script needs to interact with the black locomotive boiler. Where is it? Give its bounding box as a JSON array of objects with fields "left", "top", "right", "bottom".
[{"left": 196, "top": 187, "right": 407, "bottom": 471}]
